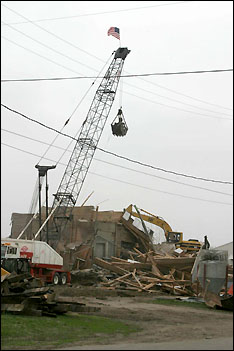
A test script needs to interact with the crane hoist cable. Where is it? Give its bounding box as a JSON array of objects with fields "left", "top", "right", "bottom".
[
  {"left": 46, "top": 47, "right": 131, "bottom": 246},
  {"left": 36, "top": 53, "right": 114, "bottom": 167},
  {"left": 111, "top": 64, "right": 128, "bottom": 137},
  {"left": 54, "top": 53, "right": 115, "bottom": 167}
]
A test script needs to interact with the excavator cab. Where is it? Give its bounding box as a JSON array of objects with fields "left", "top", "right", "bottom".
[
  {"left": 167, "top": 232, "right": 183, "bottom": 243},
  {"left": 111, "top": 108, "right": 128, "bottom": 137}
]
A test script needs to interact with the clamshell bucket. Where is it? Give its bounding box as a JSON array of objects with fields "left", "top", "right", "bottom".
[{"left": 111, "top": 108, "right": 128, "bottom": 137}]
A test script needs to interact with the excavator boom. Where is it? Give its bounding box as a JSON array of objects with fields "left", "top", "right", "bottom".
[
  {"left": 124, "top": 204, "right": 201, "bottom": 252},
  {"left": 124, "top": 204, "right": 174, "bottom": 236}
]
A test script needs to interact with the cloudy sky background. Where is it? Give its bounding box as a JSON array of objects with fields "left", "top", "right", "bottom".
[{"left": 1, "top": 1, "right": 233, "bottom": 246}]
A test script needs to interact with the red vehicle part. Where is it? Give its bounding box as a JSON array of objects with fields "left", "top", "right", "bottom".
[
  {"left": 29, "top": 264, "right": 71, "bottom": 285},
  {"left": 228, "top": 283, "right": 233, "bottom": 296}
]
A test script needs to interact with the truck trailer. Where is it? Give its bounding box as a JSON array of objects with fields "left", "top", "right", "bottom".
[{"left": 1, "top": 238, "right": 71, "bottom": 285}]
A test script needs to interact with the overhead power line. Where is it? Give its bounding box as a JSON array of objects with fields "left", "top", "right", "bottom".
[
  {"left": 2, "top": 35, "right": 232, "bottom": 121},
  {"left": 1, "top": 20, "right": 99, "bottom": 74},
  {"left": 2, "top": 142, "right": 232, "bottom": 207},
  {"left": 2, "top": 34, "right": 232, "bottom": 119},
  {"left": 124, "top": 91, "right": 233, "bottom": 121},
  {"left": 136, "top": 75, "right": 233, "bottom": 112},
  {"left": 1, "top": 3, "right": 106, "bottom": 63},
  {"left": 1, "top": 2, "right": 191, "bottom": 25},
  {"left": 2, "top": 3, "right": 232, "bottom": 113},
  {"left": 2, "top": 68, "right": 233, "bottom": 82},
  {"left": 3, "top": 36, "right": 232, "bottom": 122},
  {"left": 1, "top": 36, "right": 90, "bottom": 77},
  {"left": 2, "top": 127, "right": 232, "bottom": 197},
  {"left": 1, "top": 103, "right": 233, "bottom": 185}
]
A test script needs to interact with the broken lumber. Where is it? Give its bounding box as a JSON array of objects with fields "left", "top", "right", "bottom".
[{"left": 93, "top": 257, "right": 128, "bottom": 275}]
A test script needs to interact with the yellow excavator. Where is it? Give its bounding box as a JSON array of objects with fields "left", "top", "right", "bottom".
[{"left": 124, "top": 204, "right": 202, "bottom": 252}]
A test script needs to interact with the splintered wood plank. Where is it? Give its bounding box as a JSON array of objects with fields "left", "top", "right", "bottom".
[
  {"left": 109, "top": 262, "right": 152, "bottom": 270},
  {"left": 108, "top": 273, "right": 132, "bottom": 286},
  {"left": 54, "top": 296, "right": 86, "bottom": 305},
  {"left": 119, "top": 279, "right": 142, "bottom": 289},
  {"left": 4, "top": 273, "right": 31, "bottom": 283},
  {"left": 161, "top": 283, "right": 195, "bottom": 296},
  {"left": 147, "top": 253, "right": 164, "bottom": 278},
  {"left": 143, "top": 282, "right": 158, "bottom": 290},
  {"left": 132, "top": 269, "right": 143, "bottom": 288},
  {"left": 93, "top": 257, "right": 128, "bottom": 275},
  {"left": 110, "top": 257, "right": 130, "bottom": 263},
  {"left": 133, "top": 248, "right": 146, "bottom": 257}
]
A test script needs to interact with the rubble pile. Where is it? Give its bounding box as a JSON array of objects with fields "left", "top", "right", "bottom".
[
  {"left": 90, "top": 248, "right": 200, "bottom": 296},
  {"left": 1, "top": 272, "right": 100, "bottom": 317}
]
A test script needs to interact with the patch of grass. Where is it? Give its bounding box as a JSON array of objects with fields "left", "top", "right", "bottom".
[{"left": 1, "top": 313, "right": 140, "bottom": 350}]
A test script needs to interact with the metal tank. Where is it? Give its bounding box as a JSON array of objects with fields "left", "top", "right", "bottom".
[{"left": 197, "top": 249, "right": 228, "bottom": 294}]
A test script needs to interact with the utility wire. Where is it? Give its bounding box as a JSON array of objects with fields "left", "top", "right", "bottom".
[
  {"left": 2, "top": 3, "right": 104, "bottom": 63},
  {"left": 1, "top": 20, "right": 99, "bottom": 74},
  {"left": 37, "top": 53, "right": 113, "bottom": 166},
  {"left": 1, "top": 33, "right": 111, "bottom": 166},
  {"left": 1, "top": 2, "right": 191, "bottom": 25},
  {"left": 2, "top": 42, "right": 232, "bottom": 121},
  {"left": 2, "top": 36, "right": 89, "bottom": 76},
  {"left": 123, "top": 80, "right": 233, "bottom": 118},
  {"left": 2, "top": 127, "right": 233, "bottom": 197},
  {"left": 2, "top": 142, "right": 232, "bottom": 206},
  {"left": 2, "top": 36, "right": 232, "bottom": 121},
  {"left": 2, "top": 69, "right": 232, "bottom": 82},
  {"left": 2, "top": 30, "right": 232, "bottom": 119},
  {"left": 1, "top": 103, "right": 233, "bottom": 185},
  {"left": 54, "top": 53, "right": 114, "bottom": 167},
  {"left": 124, "top": 90, "right": 233, "bottom": 121},
  {"left": 2, "top": 3, "right": 232, "bottom": 113},
  {"left": 135, "top": 74, "right": 233, "bottom": 112},
  {"left": 34, "top": 57, "right": 112, "bottom": 165}
]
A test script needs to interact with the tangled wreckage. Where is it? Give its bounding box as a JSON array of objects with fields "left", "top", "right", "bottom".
[{"left": 2, "top": 204, "right": 233, "bottom": 316}]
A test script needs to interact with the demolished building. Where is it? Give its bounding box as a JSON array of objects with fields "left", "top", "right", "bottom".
[{"left": 10, "top": 205, "right": 154, "bottom": 270}]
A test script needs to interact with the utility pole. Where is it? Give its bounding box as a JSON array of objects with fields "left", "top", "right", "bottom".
[{"left": 35, "top": 165, "right": 56, "bottom": 242}]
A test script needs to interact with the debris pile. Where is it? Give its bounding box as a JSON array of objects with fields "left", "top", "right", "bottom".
[
  {"left": 91, "top": 248, "right": 200, "bottom": 296},
  {"left": 1, "top": 272, "right": 100, "bottom": 317}
]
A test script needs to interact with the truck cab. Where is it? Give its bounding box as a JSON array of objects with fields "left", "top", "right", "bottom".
[{"left": 1, "top": 242, "right": 30, "bottom": 274}]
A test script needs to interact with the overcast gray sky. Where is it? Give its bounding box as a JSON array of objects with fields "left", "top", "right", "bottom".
[{"left": 1, "top": 1, "right": 233, "bottom": 247}]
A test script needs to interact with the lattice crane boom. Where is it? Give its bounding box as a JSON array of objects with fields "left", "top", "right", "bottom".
[{"left": 49, "top": 47, "right": 130, "bottom": 242}]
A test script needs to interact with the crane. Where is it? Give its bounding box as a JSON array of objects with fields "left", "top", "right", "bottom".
[{"left": 43, "top": 47, "right": 131, "bottom": 247}]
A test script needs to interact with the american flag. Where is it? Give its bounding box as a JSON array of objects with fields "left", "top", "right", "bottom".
[{"left": 107, "top": 27, "right": 120, "bottom": 40}]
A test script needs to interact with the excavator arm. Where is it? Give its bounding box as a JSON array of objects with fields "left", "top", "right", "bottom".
[
  {"left": 123, "top": 205, "right": 201, "bottom": 252},
  {"left": 124, "top": 204, "right": 176, "bottom": 239}
]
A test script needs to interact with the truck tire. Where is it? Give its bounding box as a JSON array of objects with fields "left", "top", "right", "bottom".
[
  {"left": 60, "top": 273, "right": 67, "bottom": 285},
  {"left": 52, "top": 272, "right": 60, "bottom": 285}
]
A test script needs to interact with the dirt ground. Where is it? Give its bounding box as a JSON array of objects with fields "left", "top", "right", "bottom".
[{"left": 53, "top": 285, "right": 233, "bottom": 348}]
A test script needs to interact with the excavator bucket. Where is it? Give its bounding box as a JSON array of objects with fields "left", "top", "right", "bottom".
[{"left": 111, "top": 108, "right": 128, "bottom": 137}]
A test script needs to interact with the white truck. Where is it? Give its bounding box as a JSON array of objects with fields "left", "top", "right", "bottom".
[{"left": 1, "top": 238, "right": 71, "bottom": 285}]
